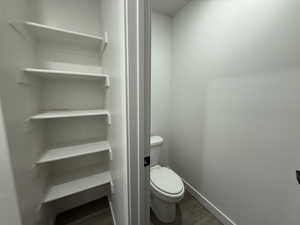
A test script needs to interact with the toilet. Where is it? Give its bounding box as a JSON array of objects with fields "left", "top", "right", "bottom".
[{"left": 150, "top": 136, "right": 185, "bottom": 223}]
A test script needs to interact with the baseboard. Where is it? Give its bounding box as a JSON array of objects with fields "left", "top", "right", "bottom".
[
  {"left": 109, "top": 201, "right": 117, "bottom": 225},
  {"left": 182, "top": 179, "right": 237, "bottom": 225}
]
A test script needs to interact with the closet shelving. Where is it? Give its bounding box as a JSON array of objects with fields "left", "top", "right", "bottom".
[
  {"left": 36, "top": 141, "right": 112, "bottom": 164},
  {"left": 43, "top": 171, "right": 112, "bottom": 203},
  {"left": 30, "top": 109, "right": 111, "bottom": 124},
  {"left": 22, "top": 21, "right": 108, "bottom": 51},
  {"left": 24, "top": 68, "right": 110, "bottom": 87},
  {"left": 17, "top": 16, "right": 113, "bottom": 207}
]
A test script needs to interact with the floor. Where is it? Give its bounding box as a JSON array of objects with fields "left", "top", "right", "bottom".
[
  {"left": 151, "top": 191, "right": 223, "bottom": 225},
  {"left": 55, "top": 197, "right": 113, "bottom": 225},
  {"left": 71, "top": 212, "right": 113, "bottom": 225},
  {"left": 55, "top": 191, "right": 222, "bottom": 225}
]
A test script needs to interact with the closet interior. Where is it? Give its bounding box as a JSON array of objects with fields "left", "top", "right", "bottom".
[{"left": 5, "top": 0, "right": 123, "bottom": 224}]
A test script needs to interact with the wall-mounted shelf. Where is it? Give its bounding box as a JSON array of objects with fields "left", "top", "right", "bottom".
[
  {"left": 36, "top": 141, "right": 112, "bottom": 164},
  {"left": 21, "top": 21, "right": 108, "bottom": 52},
  {"left": 43, "top": 171, "right": 112, "bottom": 203},
  {"left": 8, "top": 0, "right": 116, "bottom": 219},
  {"left": 24, "top": 68, "right": 110, "bottom": 87},
  {"left": 30, "top": 109, "right": 111, "bottom": 124}
]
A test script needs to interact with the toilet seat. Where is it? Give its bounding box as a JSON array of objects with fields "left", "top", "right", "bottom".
[{"left": 150, "top": 166, "right": 184, "bottom": 201}]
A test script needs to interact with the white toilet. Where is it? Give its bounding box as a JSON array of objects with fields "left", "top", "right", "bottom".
[{"left": 150, "top": 136, "right": 185, "bottom": 223}]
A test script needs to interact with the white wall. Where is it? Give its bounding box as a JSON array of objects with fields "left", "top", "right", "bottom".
[
  {"left": 0, "top": 11, "right": 23, "bottom": 222},
  {"left": 0, "top": 101, "right": 22, "bottom": 225},
  {"left": 100, "top": 0, "right": 128, "bottom": 224},
  {"left": 151, "top": 11, "right": 172, "bottom": 164},
  {"left": 169, "top": 0, "right": 300, "bottom": 224},
  {"left": 0, "top": 1, "right": 49, "bottom": 224}
]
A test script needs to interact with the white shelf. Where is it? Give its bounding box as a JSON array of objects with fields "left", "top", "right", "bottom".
[
  {"left": 24, "top": 68, "right": 110, "bottom": 87},
  {"left": 43, "top": 171, "right": 112, "bottom": 203},
  {"left": 37, "top": 141, "right": 111, "bottom": 164},
  {"left": 30, "top": 109, "right": 111, "bottom": 124},
  {"left": 22, "top": 21, "right": 108, "bottom": 50}
]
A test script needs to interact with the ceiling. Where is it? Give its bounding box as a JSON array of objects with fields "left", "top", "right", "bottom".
[{"left": 151, "top": 0, "right": 193, "bottom": 16}]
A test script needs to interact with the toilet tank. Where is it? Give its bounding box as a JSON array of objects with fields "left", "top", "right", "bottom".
[{"left": 150, "top": 136, "right": 164, "bottom": 166}]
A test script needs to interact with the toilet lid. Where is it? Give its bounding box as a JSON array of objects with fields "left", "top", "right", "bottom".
[{"left": 150, "top": 167, "right": 183, "bottom": 195}]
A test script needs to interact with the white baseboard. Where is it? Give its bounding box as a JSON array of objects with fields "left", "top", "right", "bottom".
[
  {"left": 109, "top": 201, "right": 117, "bottom": 225},
  {"left": 182, "top": 179, "right": 237, "bottom": 225}
]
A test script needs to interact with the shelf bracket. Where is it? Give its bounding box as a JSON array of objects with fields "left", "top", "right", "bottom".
[
  {"left": 31, "top": 163, "right": 38, "bottom": 170},
  {"left": 9, "top": 22, "right": 27, "bottom": 39},
  {"left": 107, "top": 112, "right": 112, "bottom": 125},
  {"left": 108, "top": 147, "right": 113, "bottom": 161},
  {"left": 17, "top": 69, "right": 41, "bottom": 87},
  {"left": 105, "top": 75, "right": 110, "bottom": 88},
  {"left": 36, "top": 203, "right": 42, "bottom": 213},
  {"left": 99, "top": 32, "right": 108, "bottom": 57},
  {"left": 34, "top": 203, "right": 44, "bottom": 224},
  {"left": 110, "top": 180, "right": 115, "bottom": 194}
]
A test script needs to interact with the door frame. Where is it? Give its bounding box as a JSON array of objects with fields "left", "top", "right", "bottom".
[{"left": 125, "top": 0, "right": 151, "bottom": 224}]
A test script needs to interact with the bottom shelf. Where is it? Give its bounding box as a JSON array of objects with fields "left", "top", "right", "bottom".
[
  {"left": 44, "top": 171, "right": 112, "bottom": 203},
  {"left": 55, "top": 197, "right": 111, "bottom": 225}
]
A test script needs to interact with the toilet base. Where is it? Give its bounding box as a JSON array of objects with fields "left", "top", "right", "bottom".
[{"left": 151, "top": 193, "right": 176, "bottom": 223}]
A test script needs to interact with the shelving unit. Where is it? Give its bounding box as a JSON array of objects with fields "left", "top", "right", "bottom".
[
  {"left": 43, "top": 171, "right": 112, "bottom": 203},
  {"left": 22, "top": 21, "right": 108, "bottom": 51},
  {"left": 15, "top": 1, "right": 113, "bottom": 217},
  {"left": 36, "top": 141, "right": 112, "bottom": 164},
  {"left": 24, "top": 68, "right": 110, "bottom": 87},
  {"left": 30, "top": 109, "right": 111, "bottom": 124}
]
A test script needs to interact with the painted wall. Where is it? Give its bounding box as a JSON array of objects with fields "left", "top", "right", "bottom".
[
  {"left": 151, "top": 11, "right": 172, "bottom": 164},
  {"left": 170, "top": 0, "right": 300, "bottom": 224},
  {"left": 100, "top": 0, "right": 129, "bottom": 224},
  {"left": 0, "top": 101, "right": 22, "bottom": 224},
  {"left": 0, "top": 0, "right": 50, "bottom": 224}
]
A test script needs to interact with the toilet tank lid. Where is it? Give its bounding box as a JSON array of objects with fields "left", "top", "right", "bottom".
[{"left": 150, "top": 136, "right": 163, "bottom": 147}]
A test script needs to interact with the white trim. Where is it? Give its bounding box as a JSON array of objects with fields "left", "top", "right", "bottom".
[
  {"left": 182, "top": 179, "right": 237, "bottom": 225},
  {"left": 109, "top": 200, "right": 117, "bottom": 225},
  {"left": 125, "top": 0, "right": 151, "bottom": 225}
]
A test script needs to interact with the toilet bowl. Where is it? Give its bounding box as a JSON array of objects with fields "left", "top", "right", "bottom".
[{"left": 150, "top": 136, "right": 185, "bottom": 223}]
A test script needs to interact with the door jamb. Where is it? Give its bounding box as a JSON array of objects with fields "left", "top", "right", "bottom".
[{"left": 125, "top": 0, "right": 151, "bottom": 224}]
